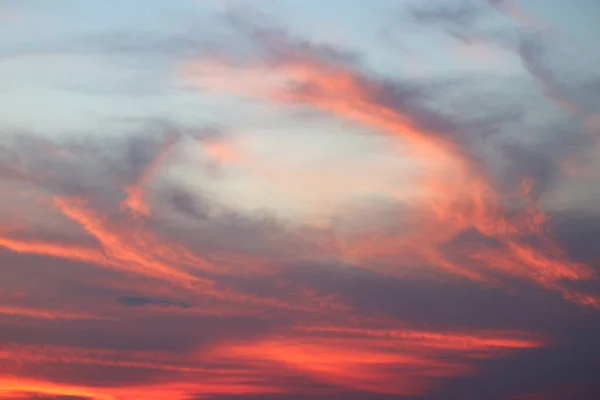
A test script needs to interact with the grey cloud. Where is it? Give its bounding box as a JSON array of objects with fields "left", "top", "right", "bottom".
[
  {"left": 0, "top": 314, "right": 275, "bottom": 353},
  {"left": 397, "top": 0, "right": 600, "bottom": 201},
  {"left": 2, "top": 3, "right": 600, "bottom": 399},
  {"left": 223, "top": 7, "right": 360, "bottom": 68},
  {"left": 0, "top": 122, "right": 224, "bottom": 205},
  {"left": 280, "top": 261, "right": 591, "bottom": 333},
  {"left": 116, "top": 296, "right": 191, "bottom": 309},
  {"left": 408, "top": 0, "right": 484, "bottom": 29},
  {"left": 427, "top": 317, "right": 600, "bottom": 400}
]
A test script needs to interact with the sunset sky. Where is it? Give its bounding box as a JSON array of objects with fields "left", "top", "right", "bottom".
[{"left": 1, "top": 1, "right": 600, "bottom": 399}]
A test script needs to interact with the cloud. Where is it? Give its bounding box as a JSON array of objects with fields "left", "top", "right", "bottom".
[
  {"left": 116, "top": 295, "right": 191, "bottom": 309},
  {"left": 182, "top": 9, "right": 600, "bottom": 308},
  {"left": 0, "top": 120, "right": 569, "bottom": 399},
  {"left": 409, "top": 0, "right": 484, "bottom": 29},
  {"left": 484, "top": 0, "right": 552, "bottom": 33},
  {"left": 407, "top": 0, "right": 599, "bottom": 139},
  {"left": 208, "top": 329, "right": 544, "bottom": 396},
  {"left": 2, "top": 2, "right": 600, "bottom": 399}
]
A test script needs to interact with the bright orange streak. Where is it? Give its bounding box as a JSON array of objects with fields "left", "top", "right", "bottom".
[
  {"left": 0, "top": 323, "right": 547, "bottom": 399},
  {"left": 53, "top": 196, "right": 211, "bottom": 287},
  {"left": 0, "top": 305, "right": 111, "bottom": 320},
  {"left": 183, "top": 51, "right": 598, "bottom": 306},
  {"left": 0, "top": 234, "right": 106, "bottom": 265},
  {"left": 0, "top": 377, "right": 115, "bottom": 400},
  {"left": 1, "top": 345, "right": 211, "bottom": 374},
  {"left": 2, "top": 140, "right": 347, "bottom": 313},
  {"left": 212, "top": 328, "right": 545, "bottom": 395},
  {"left": 0, "top": 345, "right": 295, "bottom": 400},
  {"left": 293, "top": 326, "right": 546, "bottom": 350},
  {"left": 101, "top": 382, "right": 287, "bottom": 400},
  {"left": 0, "top": 196, "right": 344, "bottom": 314},
  {"left": 186, "top": 59, "right": 465, "bottom": 164},
  {"left": 269, "top": 59, "right": 594, "bottom": 298},
  {"left": 0, "top": 376, "right": 288, "bottom": 400},
  {"left": 0, "top": 200, "right": 347, "bottom": 315}
]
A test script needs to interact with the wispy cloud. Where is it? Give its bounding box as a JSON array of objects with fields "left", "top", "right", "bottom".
[
  {"left": 181, "top": 12, "right": 599, "bottom": 307},
  {"left": 1, "top": 1, "right": 600, "bottom": 399}
]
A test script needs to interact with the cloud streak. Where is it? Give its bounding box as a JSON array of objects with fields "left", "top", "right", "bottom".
[
  {"left": 1, "top": 1, "right": 600, "bottom": 399},
  {"left": 182, "top": 12, "right": 599, "bottom": 307}
]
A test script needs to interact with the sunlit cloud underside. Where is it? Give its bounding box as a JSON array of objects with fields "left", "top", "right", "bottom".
[{"left": 1, "top": 1, "right": 600, "bottom": 399}]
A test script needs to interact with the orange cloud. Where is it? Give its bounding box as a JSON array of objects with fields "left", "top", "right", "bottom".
[
  {"left": 0, "top": 323, "right": 544, "bottom": 399},
  {"left": 0, "top": 233, "right": 107, "bottom": 266},
  {"left": 210, "top": 327, "right": 545, "bottom": 396},
  {"left": 182, "top": 45, "right": 597, "bottom": 306},
  {"left": 0, "top": 305, "right": 112, "bottom": 321},
  {"left": 54, "top": 196, "right": 212, "bottom": 287},
  {"left": 203, "top": 138, "right": 239, "bottom": 164},
  {"left": 0, "top": 377, "right": 116, "bottom": 400},
  {"left": 2, "top": 8, "right": 599, "bottom": 400}
]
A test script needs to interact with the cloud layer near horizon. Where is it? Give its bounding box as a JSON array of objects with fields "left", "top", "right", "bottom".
[{"left": 1, "top": 1, "right": 600, "bottom": 399}]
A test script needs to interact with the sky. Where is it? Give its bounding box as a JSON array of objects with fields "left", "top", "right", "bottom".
[{"left": 0, "top": 0, "right": 600, "bottom": 399}]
